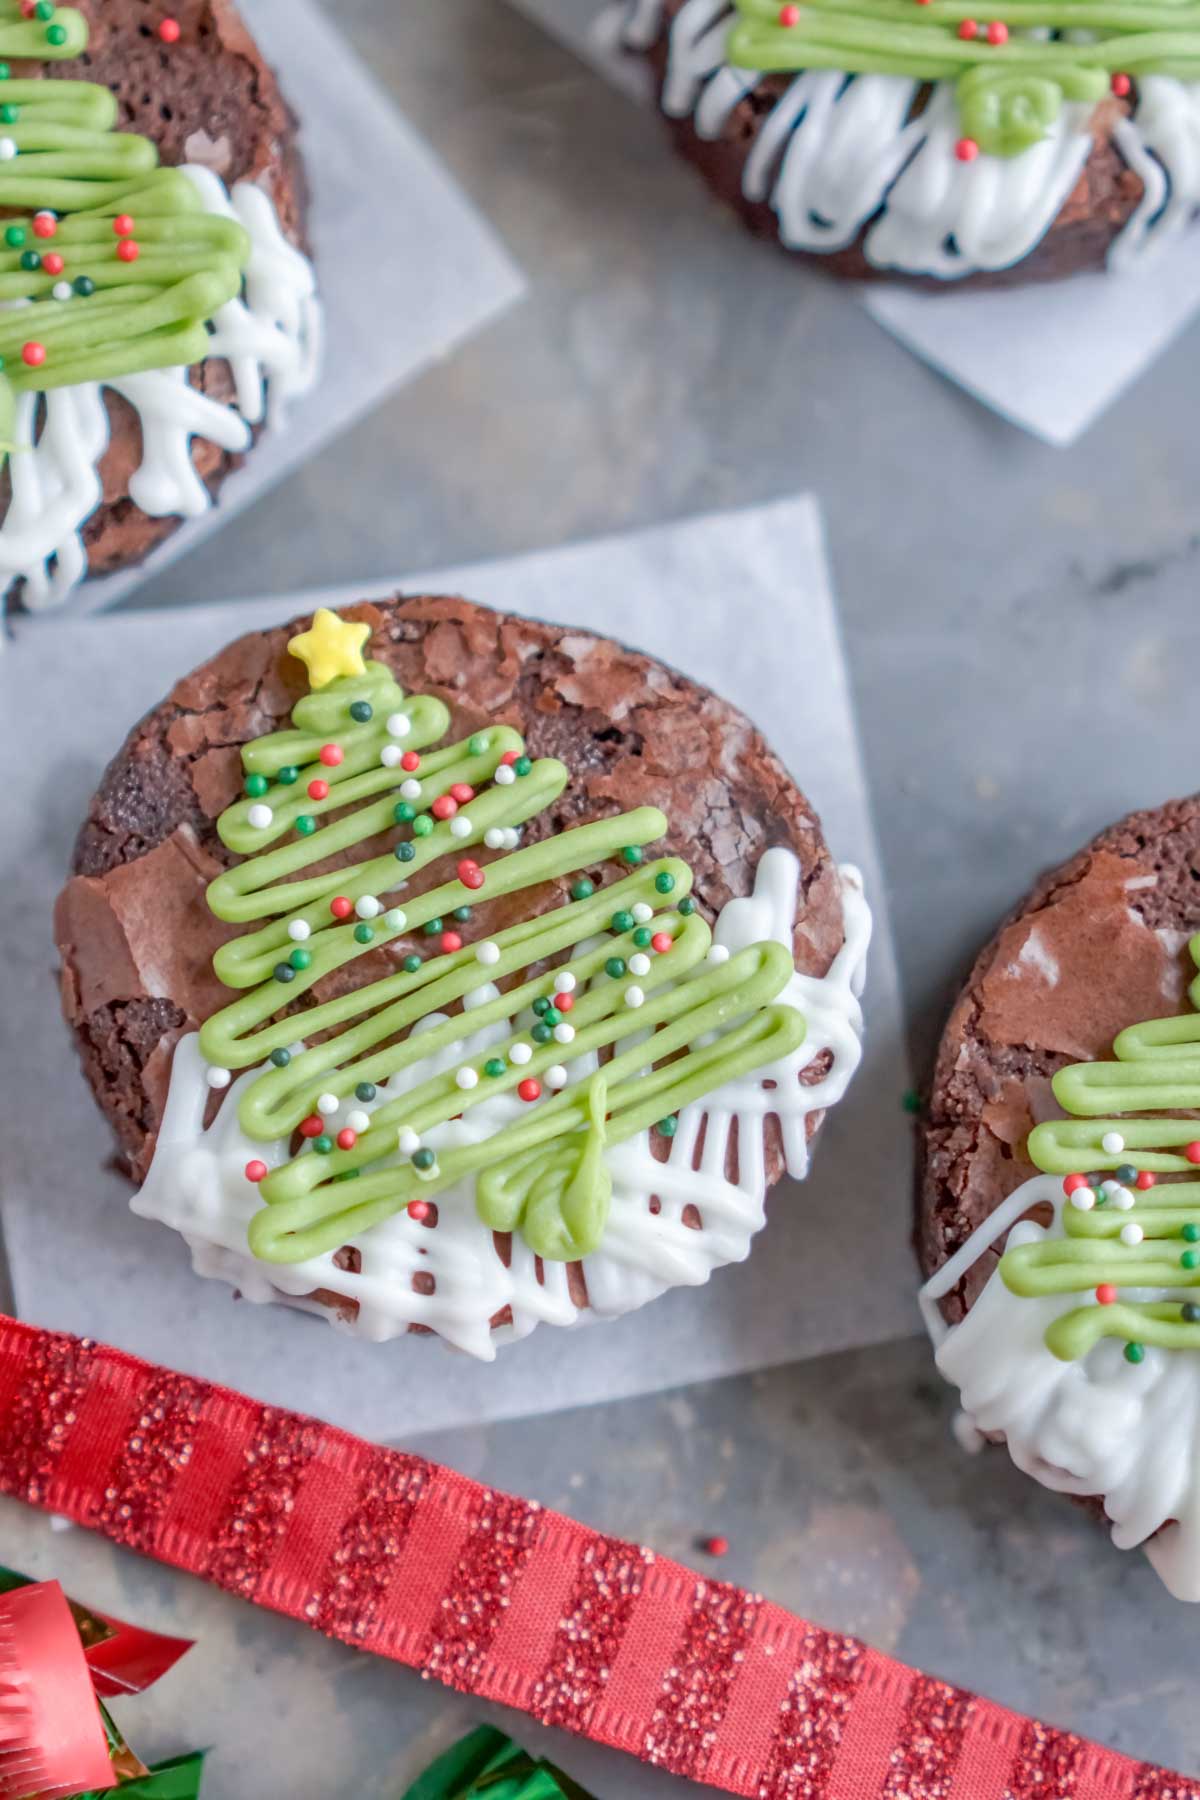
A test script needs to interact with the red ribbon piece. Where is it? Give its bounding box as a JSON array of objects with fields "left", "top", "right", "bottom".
[
  {"left": 0, "top": 1313, "right": 1190, "bottom": 1800},
  {"left": 0, "top": 1581, "right": 117, "bottom": 1798}
]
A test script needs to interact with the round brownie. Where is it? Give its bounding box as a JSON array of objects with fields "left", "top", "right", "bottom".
[
  {"left": 56, "top": 594, "right": 851, "bottom": 1187},
  {"left": 919, "top": 791, "right": 1200, "bottom": 1320},
  {"left": 629, "top": 0, "right": 1157, "bottom": 290},
  {"left": 3, "top": 0, "right": 311, "bottom": 600}
]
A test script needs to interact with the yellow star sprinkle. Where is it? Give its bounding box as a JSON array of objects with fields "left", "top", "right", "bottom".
[{"left": 287, "top": 608, "right": 371, "bottom": 690}]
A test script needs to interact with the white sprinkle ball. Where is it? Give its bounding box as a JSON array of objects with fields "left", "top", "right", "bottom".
[
  {"left": 1068, "top": 1188, "right": 1095, "bottom": 1212},
  {"left": 398, "top": 1127, "right": 420, "bottom": 1155},
  {"left": 553, "top": 1022, "right": 575, "bottom": 1044},
  {"left": 355, "top": 895, "right": 381, "bottom": 919},
  {"left": 347, "top": 1110, "right": 371, "bottom": 1133},
  {"left": 1120, "top": 1222, "right": 1144, "bottom": 1246},
  {"left": 1102, "top": 1131, "right": 1126, "bottom": 1154},
  {"left": 1100, "top": 1179, "right": 1120, "bottom": 1195},
  {"left": 380, "top": 744, "right": 404, "bottom": 768},
  {"left": 450, "top": 817, "right": 472, "bottom": 839},
  {"left": 0, "top": 140, "right": 18, "bottom": 162},
  {"left": 1112, "top": 1187, "right": 1136, "bottom": 1211},
  {"left": 400, "top": 778, "right": 421, "bottom": 800},
  {"left": 476, "top": 941, "right": 501, "bottom": 966},
  {"left": 629, "top": 953, "right": 651, "bottom": 977},
  {"left": 707, "top": 945, "right": 731, "bottom": 966},
  {"left": 416, "top": 1158, "right": 439, "bottom": 1182},
  {"left": 52, "top": 281, "right": 72, "bottom": 302},
  {"left": 555, "top": 972, "right": 577, "bottom": 993},
  {"left": 384, "top": 908, "right": 407, "bottom": 931},
  {"left": 510, "top": 1042, "right": 533, "bottom": 1066},
  {"left": 247, "top": 803, "right": 273, "bottom": 829},
  {"left": 495, "top": 764, "right": 516, "bottom": 786},
  {"left": 485, "top": 828, "right": 505, "bottom": 850},
  {"left": 386, "top": 712, "right": 411, "bottom": 738},
  {"left": 205, "top": 1065, "right": 232, "bottom": 1090},
  {"left": 624, "top": 985, "right": 646, "bottom": 1009},
  {"left": 632, "top": 903, "right": 654, "bottom": 924},
  {"left": 456, "top": 1067, "right": 479, "bottom": 1091},
  {"left": 318, "top": 1092, "right": 340, "bottom": 1115},
  {"left": 546, "top": 1065, "right": 569, "bottom": 1090},
  {"left": 502, "top": 828, "right": 521, "bottom": 850},
  {"left": 287, "top": 920, "right": 311, "bottom": 942}
]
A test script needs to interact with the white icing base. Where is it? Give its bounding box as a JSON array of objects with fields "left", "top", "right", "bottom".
[
  {"left": 1, "top": 167, "right": 321, "bottom": 614},
  {"left": 920, "top": 1173, "right": 1200, "bottom": 1601},
  {"left": 134, "top": 855, "right": 870, "bottom": 1361},
  {"left": 622, "top": 0, "right": 1200, "bottom": 279}
]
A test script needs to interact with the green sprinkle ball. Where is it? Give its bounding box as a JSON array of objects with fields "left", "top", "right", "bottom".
[
  {"left": 245, "top": 772, "right": 269, "bottom": 798},
  {"left": 355, "top": 1082, "right": 376, "bottom": 1102},
  {"left": 413, "top": 1148, "right": 436, "bottom": 1172},
  {"left": 633, "top": 928, "right": 652, "bottom": 949},
  {"left": 276, "top": 765, "right": 298, "bottom": 785},
  {"left": 532, "top": 997, "right": 550, "bottom": 1017},
  {"left": 1124, "top": 1342, "right": 1146, "bottom": 1364},
  {"left": 289, "top": 947, "right": 312, "bottom": 971},
  {"left": 468, "top": 733, "right": 489, "bottom": 756},
  {"left": 296, "top": 815, "right": 317, "bottom": 836},
  {"left": 0, "top": 105, "right": 17, "bottom": 125},
  {"left": 1185, "top": 1223, "right": 1200, "bottom": 1243},
  {"left": 394, "top": 801, "right": 415, "bottom": 823},
  {"left": 657, "top": 1115, "right": 679, "bottom": 1138},
  {"left": 395, "top": 842, "right": 416, "bottom": 863},
  {"left": 514, "top": 756, "right": 532, "bottom": 777},
  {"left": 36, "top": 2, "right": 55, "bottom": 19},
  {"left": 1183, "top": 1251, "right": 1200, "bottom": 1271},
  {"left": 532, "top": 1023, "right": 553, "bottom": 1045},
  {"left": 47, "top": 24, "right": 69, "bottom": 45},
  {"left": 453, "top": 905, "right": 472, "bottom": 923},
  {"left": 484, "top": 1058, "right": 506, "bottom": 1078},
  {"left": 423, "top": 918, "right": 443, "bottom": 937},
  {"left": 413, "top": 815, "right": 434, "bottom": 837},
  {"left": 4, "top": 224, "right": 23, "bottom": 247},
  {"left": 606, "top": 957, "right": 627, "bottom": 980},
  {"left": 571, "top": 879, "right": 594, "bottom": 902},
  {"left": 19, "top": 249, "right": 39, "bottom": 271},
  {"left": 354, "top": 923, "right": 375, "bottom": 945},
  {"left": 621, "top": 846, "right": 643, "bottom": 866},
  {"left": 679, "top": 896, "right": 695, "bottom": 916},
  {"left": 349, "top": 700, "right": 373, "bottom": 723},
  {"left": 655, "top": 872, "right": 676, "bottom": 895},
  {"left": 270, "top": 1047, "right": 291, "bottom": 1069},
  {"left": 273, "top": 962, "right": 296, "bottom": 984},
  {"left": 403, "top": 954, "right": 422, "bottom": 974},
  {"left": 1185, "top": 1304, "right": 1200, "bottom": 1323},
  {"left": 314, "top": 1135, "right": 334, "bottom": 1156},
  {"left": 0, "top": 65, "right": 9, "bottom": 79},
  {"left": 1116, "top": 1164, "right": 1138, "bottom": 1185},
  {"left": 543, "top": 1006, "right": 562, "bottom": 1028},
  {"left": 611, "top": 910, "right": 635, "bottom": 934}
]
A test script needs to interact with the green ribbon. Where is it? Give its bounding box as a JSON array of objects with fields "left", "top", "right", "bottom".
[
  {"left": 401, "top": 1727, "right": 593, "bottom": 1800},
  {"left": 77, "top": 1751, "right": 207, "bottom": 1799}
]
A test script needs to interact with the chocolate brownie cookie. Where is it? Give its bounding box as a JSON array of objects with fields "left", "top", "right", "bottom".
[
  {"left": 919, "top": 792, "right": 1200, "bottom": 1598},
  {"left": 56, "top": 595, "right": 869, "bottom": 1356},
  {"left": 0, "top": 0, "right": 318, "bottom": 611},
  {"left": 624, "top": 0, "right": 1191, "bottom": 287}
]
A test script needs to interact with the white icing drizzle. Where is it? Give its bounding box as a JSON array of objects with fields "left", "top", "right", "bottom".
[
  {"left": 1, "top": 168, "right": 321, "bottom": 614},
  {"left": 133, "top": 855, "right": 870, "bottom": 1362},
  {"left": 621, "top": 0, "right": 1200, "bottom": 278},
  {"left": 920, "top": 1173, "right": 1200, "bottom": 1600}
]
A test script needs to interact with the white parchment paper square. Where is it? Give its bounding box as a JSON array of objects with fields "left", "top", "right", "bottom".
[
  {"left": 0, "top": 496, "right": 913, "bottom": 1441},
  {"left": 512, "top": 0, "right": 1199, "bottom": 446},
  {"left": 63, "top": 0, "right": 525, "bottom": 615}
]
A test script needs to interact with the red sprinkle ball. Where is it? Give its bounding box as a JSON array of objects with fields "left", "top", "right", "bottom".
[
  {"left": 158, "top": 16, "right": 181, "bottom": 41},
  {"left": 1187, "top": 1142, "right": 1200, "bottom": 1166},
  {"left": 319, "top": 742, "right": 344, "bottom": 767},
  {"left": 555, "top": 990, "right": 574, "bottom": 1013},
  {"left": 449, "top": 783, "right": 475, "bottom": 805},
  {"left": 651, "top": 932, "right": 673, "bottom": 954},
  {"left": 113, "top": 214, "right": 135, "bottom": 238},
  {"left": 458, "top": 859, "right": 485, "bottom": 890},
  {"left": 441, "top": 931, "right": 463, "bottom": 954},
  {"left": 330, "top": 895, "right": 353, "bottom": 920},
  {"left": 778, "top": 2, "right": 799, "bottom": 21},
  {"left": 431, "top": 794, "right": 458, "bottom": 821},
  {"left": 308, "top": 778, "right": 329, "bottom": 801},
  {"left": 986, "top": 19, "right": 1008, "bottom": 43},
  {"left": 1136, "top": 1171, "right": 1157, "bottom": 1190},
  {"left": 336, "top": 1128, "right": 357, "bottom": 1151},
  {"left": 244, "top": 1159, "right": 268, "bottom": 1183},
  {"left": 955, "top": 137, "right": 980, "bottom": 162},
  {"left": 957, "top": 17, "right": 977, "bottom": 36},
  {"left": 1112, "top": 71, "right": 1131, "bottom": 97},
  {"left": 703, "top": 1535, "right": 729, "bottom": 1558},
  {"left": 32, "top": 212, "right": 56, "bottom": 239},
  {"left": 400, "top": 750, "right": 420, "bottom": 772},
  {"left": 499, "top": 749, "right": 519, "bottom": 766},
  {"left": 1096, "top": 1284, "right": 1118, "bottom": 1306},
  {"left": 518, "top": 1078, "right": 542, "bottom": 1103},
  {"left": 1063, "top": 1173, "right": 1088, "bottom": 1196},
  {"left": 21, "top": 341, "right": 45, "bottom": 367},
  {"left": 407, "top": 1200, "right": 432, "bottom": 1224},
  {"left": 42, "top": 252, "right": 64, "bottom": 275},
  {"left": 116, "top": 239, "right": 140, "bottom": 263},
  {"left": 19, "top": 2, "right": 35, "bottom": 17},
  {"left": 299, "top": 1115, "right": 324, "bottom": 1139}
]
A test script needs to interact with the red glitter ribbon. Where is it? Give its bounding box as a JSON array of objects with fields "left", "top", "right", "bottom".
[{"left": 0, "top": 1313, "right": 1192, "bottom": 1800}]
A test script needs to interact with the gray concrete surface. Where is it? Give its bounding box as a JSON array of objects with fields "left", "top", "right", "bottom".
[{"left": 51, "top": 0, "right": 1200, "bottom": 1786}]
